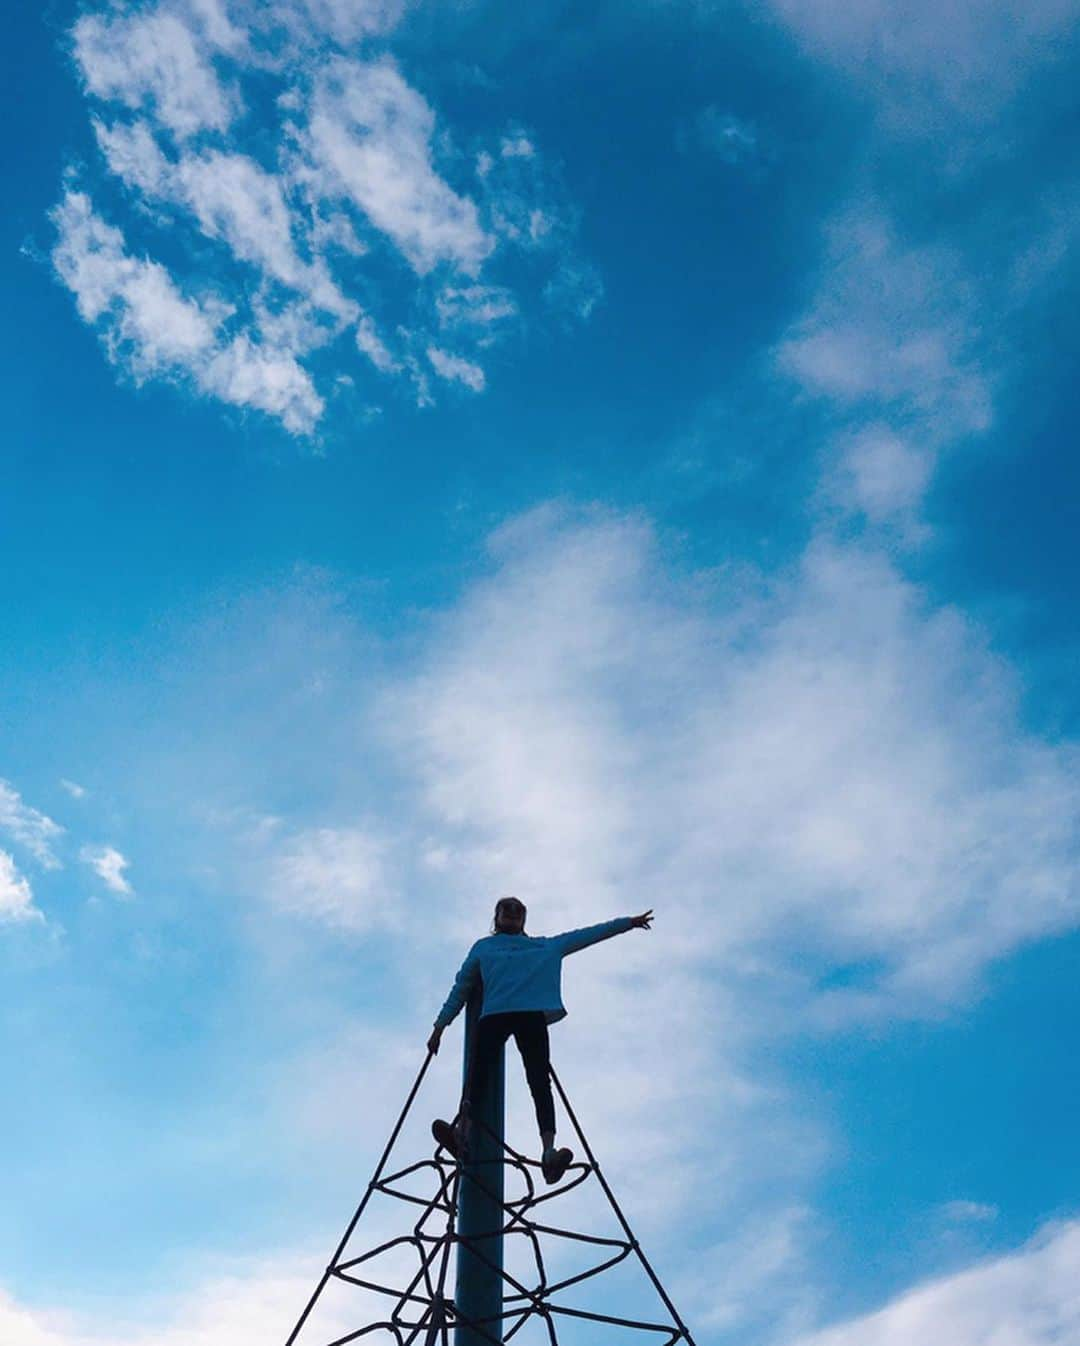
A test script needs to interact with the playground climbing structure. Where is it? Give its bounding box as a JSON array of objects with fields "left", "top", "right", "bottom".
[{"left": 284, "top": 1007, "right": 697, "bottom": 1346}]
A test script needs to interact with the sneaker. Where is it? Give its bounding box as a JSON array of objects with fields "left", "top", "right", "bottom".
[
  {"left": 541, "top": 1146, "right": 573, "bottom": 1185},
  {"left": 431, "top": 1118, "right": 466, "bottom": 1160}
]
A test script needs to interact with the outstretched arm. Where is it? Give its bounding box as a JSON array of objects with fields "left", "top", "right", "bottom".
[
  {"left": 427, "top": 946, "right": 480, "bottom": 1054},
  {"left": 555, "top": 910, "right": 653, "bottom": 956}
]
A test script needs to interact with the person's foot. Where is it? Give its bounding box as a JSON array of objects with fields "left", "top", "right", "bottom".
[
  {"left": 432, "top": 1118, "right": 467, "bottom": 1160},
  {"left": 541, "top": 1145, "right": 573, "bottom": 1185}
]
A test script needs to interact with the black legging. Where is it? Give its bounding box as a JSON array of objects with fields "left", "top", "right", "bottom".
[{"left": 463, "top": 1010, "right": 556, "bottom": 1137}]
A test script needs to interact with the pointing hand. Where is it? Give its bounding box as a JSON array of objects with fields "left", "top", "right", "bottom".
[{"left": 630, "top": 909, "right": 654, "bottom": 930}]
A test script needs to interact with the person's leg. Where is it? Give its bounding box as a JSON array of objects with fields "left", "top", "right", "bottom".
[
  {"left": 510, "top": 1013, "right": 557, "bottom": 1144},
  {"left": 511, "top": 1015, "right": 571, "bottom": 1183},
  {"left": 462, "top": 1014, "right": 514, "bottom": 1128},
  {"left": 433, "top": 1014, "right": 512, "bottom": 1159}
]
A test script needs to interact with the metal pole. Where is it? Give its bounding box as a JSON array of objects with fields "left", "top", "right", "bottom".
[{"left": 454, "top": 994, "right": 505, "bottom": 1346}]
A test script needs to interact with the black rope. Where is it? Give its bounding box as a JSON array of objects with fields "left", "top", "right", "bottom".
[
  {"left": 283, "top": 1049, "right": 697, "bottom": 1346},
  {"left": 550, "top": 1065, "right": 698, "bottom": 1346},
  {"left": 283, "top": 1050, "right": 436, "bottom": 1346}
]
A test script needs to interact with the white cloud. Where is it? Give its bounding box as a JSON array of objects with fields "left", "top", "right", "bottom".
[
  {"left": 51, "top": 191, "right": 324, "bottom": 434},
  {"left": 426, "top": 345, "right": 486, "bottom": 392},
  {"left": 93, "top": 122, "right": 355, "bottom": 324},
  {"left": 775, "top": 202, "right": 996, "bottom": 534},
  {"left": 0, "top": 779, "right": 64, "bottom": 868},
  {"left": 60, "top": 780, "right": 88, "bottom": 800},
  {"left": 168, "top": 148, "right": 350, "bottom": 315},
  {"left": 500, "top": 132, "right": 536, "bottom": 159},
  {"left": 939, "top": 1200, "right": 999, "bottom": 1224},
  {"left": 682, "top": 1205, "right": 818, "bottom": 1337},
  {"left": 185, "top": 0, "right": 246, "bottom": 54},
  {"left": 51, "top": 190, "right": 221, "bottom": 361},
  {"left": 266, "top": 825, "right": 394, "bottom": 932},
  {"left": 388, "top": 507, "right": 1080, "bottom": 1014},
  {"left": 827, "top": 425, "right": 934, "bottom": 534},
  {"left": 0, "top": 1251, "right": 355, "bottom": 1346},
  {"left": 436, "top": 283, "right": 518, "bottom": 330},
  {"left": 58, "top": 4, "right": 594, "bottom": 430},
  {"left": 80, "top": 844, "right": 134, "bottom": 897},
  {"left": 201, "top": 332, "right": 325, "bottom": 431},
  {"left": 766, "top": 0, "right": 1080, "bottom": 134},
  {"left": 355, "top": 314, "right": 397, "bottom": 372},
  {"left": 300, "top": 58, "right": 492, "bottom": 276},
  {"left": 91, "top": 117, "right": 171, "bottom": 196},
  {"left": 790, "top": 1219, "right": 1080, "bottom": 1346},
  {"left": 777, "top": 207, "right": 991, "bottom": 444},
  {"left": 73, "top": 7, "right": 235, "bottom": 140},
  {"left": 309, "top": 209, "right": 368, "bottom": 259},
  {"left": 1008, "top": 185, "right": 1080, "bottom": 301},
  {"left": 0, "top": 851, "right": 41, "bottom": 924},
  {"left": 269, "top": 0, "right": 405, "bottom": 45}
]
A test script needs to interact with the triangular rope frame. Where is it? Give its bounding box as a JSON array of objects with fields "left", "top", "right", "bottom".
[{"left": 284, "top": 1056, "right": 697, "bottom": 1346}]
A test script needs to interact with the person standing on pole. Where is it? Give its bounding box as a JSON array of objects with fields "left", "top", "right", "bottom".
[{"left": 428, "top": 897, "right": 653, "bottom": 1184}]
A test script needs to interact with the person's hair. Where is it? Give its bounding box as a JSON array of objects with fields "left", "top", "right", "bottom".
[{"left": 491, "top": 896, "right": 527, "bottom": 933}]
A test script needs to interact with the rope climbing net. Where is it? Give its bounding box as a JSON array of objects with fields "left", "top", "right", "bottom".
[{"left": 284, "top": 1058, "right": 697, "bottom": 1346}]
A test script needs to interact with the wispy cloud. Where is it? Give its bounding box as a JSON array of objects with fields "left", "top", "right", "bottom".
[
  {"left": 777, "top": 206, "right": 991, "bottom": 443},
  {"left": 73, "top": 6, "right": 236, "bottom": 140},
  {"left": 680, "top": 1205, "right": 818, "bottom": 1338},
  {"left": 436, "top": 284, "right": 518, "bottom": 333},
  {"left": 265, "top": 824, "right": 394, "bottom": 931},
  {"left": 677, "top": 107, "right": 764, "bottom": 170},
  {"left": 426, "top": 345, "right": 486, "bottom": 392},
  {"left": 53, "top": 0, "right": 596, "bottom": 434},
  {"left": 774, "top": 202, "right": 995, "bottom": 537},
  {"left": 51, "top": 191, "right": 325, "bottom": 433},
  {"left": 0, "top": 779, "right": 64, "bottom": 869},
  {"left": 387, "top": 506, "right": 1080, "bottom": 1015},
  {"left": 93, "top": 122, "right": 355, "bottom": 319},
  {"left": 297, "top": 57, "right": 492, "bottom": 277},
  {"left": 825, "top": 425, "right": 934, "bottom": 540},
  {"left": 80, "top": 844, "right": 134, "bottom": 897},
  {"left": 0, "top": 851, "right": 41, "bottom": 924},
  {"left": 791, "top": 1218, "right": 1080, "bottom": 1346},
  {"left": 766, "top": 0, "right": 1080, "bottom": 138},
  {"left": 0, "top": 1250, "right": 354, "bottom": 1346},
  {"left": 938, "top": 1199, "right": 999, "bottom": 1225}
]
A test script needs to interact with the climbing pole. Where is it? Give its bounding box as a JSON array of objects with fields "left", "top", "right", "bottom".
[
  {"left": 282, "top": 1032, "right": 697, "bottom": 1346},
  {"left": 455, "top": 994, "right": 506, "bottom": 1346}
]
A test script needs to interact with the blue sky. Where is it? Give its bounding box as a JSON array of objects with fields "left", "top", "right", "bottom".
[{"left": 3, "top": 0, "right": 1080, "bottom": 1342}]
